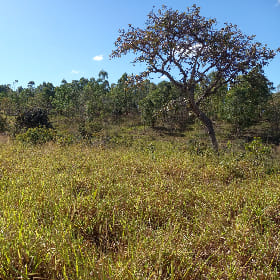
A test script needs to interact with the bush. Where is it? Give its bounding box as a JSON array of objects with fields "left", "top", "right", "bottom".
[
  {"left": 55, "top": 132, "right": 75, "bottom": 146},
  {"left": 78, "top": 120, "right": 103, "bottom": 139},
  {"left": 16, "top": 127, "right": 56, "bottom": 144},
  {"left": 0, "top": 114, "right": 8, "bottom": 132},
  {"left": 244, "top": 137, "right": 272, "bottom": 164},
  {"left": 15, "top": 108, "right": 52, "bottom": 131}
]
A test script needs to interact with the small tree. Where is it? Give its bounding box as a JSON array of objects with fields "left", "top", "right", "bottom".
[
  {"left": 224, "top": 67, "right": 273, "bottom": 134},
  {"left": 110, "top": 73, "right": 138, "bottom": 116},
  {"left": 111, "top": 5, "right": 279, "bottom": 151}
]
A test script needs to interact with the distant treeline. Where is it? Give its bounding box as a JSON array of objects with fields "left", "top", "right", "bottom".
[{"left": 0, "top": 69, "right": 280, "bottom": 141}]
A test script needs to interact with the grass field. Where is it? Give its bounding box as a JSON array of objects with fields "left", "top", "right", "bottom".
[{"left": 1, "top": 135, "right": 280, "bottom": 279}]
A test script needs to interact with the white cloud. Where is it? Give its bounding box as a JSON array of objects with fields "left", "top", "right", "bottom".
[
  {"left": 71, "top": 70, "right": 80, "bottom": 74},
  {"left": 160, "top": 75, "right": 168, "bottom": 80},
  {"left": 276, "top": 0, "right": 280, "bottom": 6},
  {"left": 93, "top": 55, "right": 104, "bottom": 61}
]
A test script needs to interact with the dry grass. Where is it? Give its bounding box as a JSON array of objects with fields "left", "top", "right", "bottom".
[{"left": 0, "top": 138, "right": 280, "bottom": 279}]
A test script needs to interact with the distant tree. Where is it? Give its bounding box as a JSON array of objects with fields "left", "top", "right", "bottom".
[
  {"left": 0, "top": 85, "right": 11, "bottom": 97},
  {"left": 224, "top": 67, "right": 273, "bottom": 134},
  {"left": 0, "top": 97, "right": 18, "bottom": 116},
  {"left": 28, "top": 82, "right": 55, "bottom": 111},
  {"left": 111, "top": 5, "right": 279, "bottom": 151},
  {"left": 110, "top": 73, "right": 140, "bottom": 116},
  {"left": 82, "top": 74, "right": 110, "bottom": 120},
  {"left": 197, "top": 72, "right": 228, "bottom": 121},
  {"left": 264, "top": 91, "right": 280, "bottom": 141},
  {"left": 98, "top": 70, "right": 109, "bottom": 82},
  {"left": 140, "top": 81, "right": 179, "bottom": 127},
  {"left": 52, "top": 80, "right": 82, "bottom": 116},
  {"left": 27, "top": 81, "right": 35, "bottom": 91}
]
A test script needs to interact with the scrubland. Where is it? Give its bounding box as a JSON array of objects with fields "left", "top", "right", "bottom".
[{"left": 1, "top": 134, "right": 280, "bottom": 279}]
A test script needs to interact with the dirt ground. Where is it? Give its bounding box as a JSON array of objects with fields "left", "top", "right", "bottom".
[{"left": 0, "top": 133, "right": 10, "bottom": 144}]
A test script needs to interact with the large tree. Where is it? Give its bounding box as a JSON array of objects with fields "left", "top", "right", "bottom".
[{"left": 111, "top": 5, "right": 279, "bottom": 151}]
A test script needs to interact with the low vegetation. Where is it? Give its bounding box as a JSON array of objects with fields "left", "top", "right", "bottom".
[{"left": 1, "top": 131, "right": 280, "bottom": 279}]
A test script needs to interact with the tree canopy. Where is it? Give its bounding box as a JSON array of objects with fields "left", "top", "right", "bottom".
[{"left": 111, "top": 5, "right": 280, "bottom": 151}]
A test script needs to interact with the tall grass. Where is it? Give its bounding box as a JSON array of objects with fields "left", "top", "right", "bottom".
[{"left": 0, "top": 139, "right": 280, "bottom": 279}]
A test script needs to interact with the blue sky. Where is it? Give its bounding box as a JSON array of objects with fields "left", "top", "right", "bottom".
[{"left": 0, "top": 0, "right": 279, "bottom": 89}]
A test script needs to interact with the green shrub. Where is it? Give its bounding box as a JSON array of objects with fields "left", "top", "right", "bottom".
[
  {"left": 186, "top": 138, "right": 209, "bottom": 155},
  {"left": 16, "top": 127, "right": 56, "bottom": 144},
  {"left": 55, "top": 132, "right": 75, "bottom": 146},
  {"left": 245, "top": 137, "right": 272, "bottom": 164},
  {"left": 0, "top": 114, "right": 8, "bottom": 132},
  {"left": 78, "top": 120, "right": 103, "bottom": 139}
]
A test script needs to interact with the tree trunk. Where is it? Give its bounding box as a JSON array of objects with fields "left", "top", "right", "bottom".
[
  {"left": 188, "top": 91, "right": 219, "bottom": 152},
  {"left": 197, "top": 110, "right": 219, "bottom": 153}
]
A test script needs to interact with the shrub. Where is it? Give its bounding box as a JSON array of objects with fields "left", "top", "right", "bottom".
[
  {"left": 78, "top": 120, "right": 103, "bottom": 139},
  {"left": 55, "top": 132, "right": 75, "bottom": 146},
  {"left": 0, "top": 114, "right": 8, "bottom": 132},
  {"left": 244, "top": 137, "right": 272, "bottom": 164},
  {"left": 16, "top": 127, "right": 56, "bottom": 144},
  {"left": 15, "top": 108, "right": 52, "bottom": 131}
]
